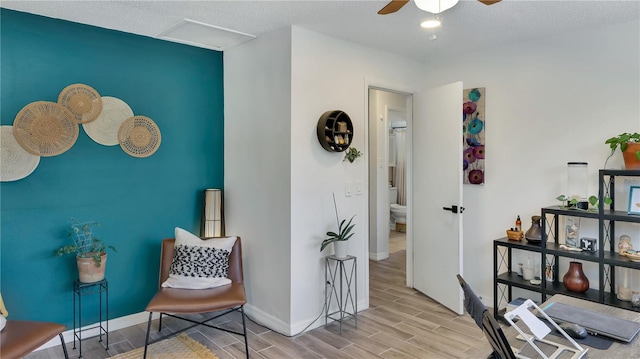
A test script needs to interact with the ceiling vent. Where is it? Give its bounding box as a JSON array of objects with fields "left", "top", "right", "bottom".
[{"left": 156, "top": 19, "right": 255, "bottom": 51}]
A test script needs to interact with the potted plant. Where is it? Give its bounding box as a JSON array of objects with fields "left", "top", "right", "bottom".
[
  {"left": 320, "top": 194, "right": 355, "bottom": 258},
  {"left": 343, "top": 147, "right": 362, "bottom": 163},
  {"left": 605, "top": 132, "right": 640, "bottom": 169},
  {"left": 54, "top": 221, "right": 116, "bottom": 283}
]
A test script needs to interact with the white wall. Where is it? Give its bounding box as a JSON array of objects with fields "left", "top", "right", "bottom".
[
  {"left": 422, "top": 19, "right": 640, "bottom": 303},
  {"left": 289, "top": 27, "right": 425, "bottom": 333},
  {"left": 226, "top": 25, "right": 424, "bottom": 335},
  {"left": 224, "top": 27, "right": 293, "bottom": 332}
]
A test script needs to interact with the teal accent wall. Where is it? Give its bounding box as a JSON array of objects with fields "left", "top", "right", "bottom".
[{"left": 0, "top": 9, "right": 224, "bottom": 326}]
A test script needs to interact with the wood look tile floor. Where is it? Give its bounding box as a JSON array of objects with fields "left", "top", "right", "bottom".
[{"left": 28, "top": 237, "right": 491, "bottom": 359}]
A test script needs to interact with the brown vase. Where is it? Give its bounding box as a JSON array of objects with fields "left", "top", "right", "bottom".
[
  {"left": 562, "top": 261, "right": 589, "bottom": 293},
  {"left": 622, "top": 143, "right": 640, "bottom": 170}
]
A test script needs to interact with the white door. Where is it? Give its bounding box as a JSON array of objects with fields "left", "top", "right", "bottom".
[{"left": 412, "top": 82, "right": 464, "bottom": 314}]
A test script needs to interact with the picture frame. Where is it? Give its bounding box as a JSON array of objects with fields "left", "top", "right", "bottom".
[{"left": 628, "top": 186, "right": 640, "bottom": 215}]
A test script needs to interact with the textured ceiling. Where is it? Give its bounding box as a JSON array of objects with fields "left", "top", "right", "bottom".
[{"left": 2, "top": 1, "right": 639, "bottom": 63}]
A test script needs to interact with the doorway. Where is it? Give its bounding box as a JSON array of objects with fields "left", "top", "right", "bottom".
[{"left": 367, "top": 87, "right": 411, "bottom": 282}]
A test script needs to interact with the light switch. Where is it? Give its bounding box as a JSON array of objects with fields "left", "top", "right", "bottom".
[
  {"left": 345, "top": 181, "right": 353, "bottom": 197},
  {"left": 355, "top": 180, "right": 363, "bottom": 195}
]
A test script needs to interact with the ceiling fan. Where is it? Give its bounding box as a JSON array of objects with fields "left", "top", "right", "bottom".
[{"left": 378, "top": 0, "right": 501, "bottom": 15}]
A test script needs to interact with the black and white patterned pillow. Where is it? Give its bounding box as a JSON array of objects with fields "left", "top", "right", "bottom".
[
  {"left": 162, "top": 227, "right": 237, "bottom": 289},
  {"left": 169, "top": 245, "right": 230, "bottom": 279}
]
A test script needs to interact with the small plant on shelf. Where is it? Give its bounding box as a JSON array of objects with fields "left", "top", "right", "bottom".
[{"left": 555, "top": 195, "right": 611, "bottom": 211}]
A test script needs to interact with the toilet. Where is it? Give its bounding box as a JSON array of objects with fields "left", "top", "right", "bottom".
[{"left": 389, "top": 186, "right": 407, "bottom": 232}]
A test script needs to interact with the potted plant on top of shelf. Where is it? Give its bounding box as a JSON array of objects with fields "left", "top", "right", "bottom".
[
  {"left": 605, "top": 132, "right": 640, "bottom": 169},
  {"left": 54, "top": 220, "right": 116, "bottom": 283},
  {"left": 320, "top": 194, "right": 355, "bottom": 259}
]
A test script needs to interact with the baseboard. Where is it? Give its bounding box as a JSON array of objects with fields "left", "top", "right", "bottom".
[
  {"left": 243, "top": 299, "right": 368, "bottom": 337},
  {"left": 243, "top": 303, "right": 296, "bottom": 336},
  {"left": 369, "top": 251, "right": 389, "bottom": 261},
  {"left": 36, "top": 311, "right": 160, "bottom": 351}
]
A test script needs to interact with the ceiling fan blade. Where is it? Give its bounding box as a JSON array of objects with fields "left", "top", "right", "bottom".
[
  {"left": 478, "top": 0, "right": 502, "bottom": 5},
  {"left": 378, "top": 0, "right": 410, "bottom": 15}
]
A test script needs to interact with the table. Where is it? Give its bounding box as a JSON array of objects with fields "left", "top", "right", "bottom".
[
  {"left": 73, "top": 278, "right": 109, "bottom": 358},
  {"left": 325, "top": 255, "right": 357, "bottom": 333},
  {"left": 502, "top": 294, "right": 640, "bottom": 358}
]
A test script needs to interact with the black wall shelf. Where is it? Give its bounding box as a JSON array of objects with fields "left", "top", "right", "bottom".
[{"left": 317, "top": 110, "right": 353, "bottom": 152}]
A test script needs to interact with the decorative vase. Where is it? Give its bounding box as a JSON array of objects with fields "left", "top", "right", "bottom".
[
  {"left": 77, "top": 253, "right": 107, "bottom": 283},
  {"left": 525, "top": 215, "right": 542, "bottom": 244},
  {"left": 562, "top": 261, "right": 589, "bottom": 293},
  {"left": 333, "top": 241, "right": 348, "bottom": 259},
  {"left": 622, "top": 143, "right": 640, "bottom": 170},
  {"left": 618, "top": 235, "right": 633, "bottom": 254}
]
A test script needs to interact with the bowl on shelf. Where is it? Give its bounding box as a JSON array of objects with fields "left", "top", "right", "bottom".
[{"left": 621, "top": 249, "right": 640, "bottom": 262}]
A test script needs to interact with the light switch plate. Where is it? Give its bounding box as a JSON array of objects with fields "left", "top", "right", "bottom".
[
  {"left": 345, "top": 181, "right": 353, "bottom": 197},
  {"left": 354, "top": 180, "right": 363, "bottom": 195}
]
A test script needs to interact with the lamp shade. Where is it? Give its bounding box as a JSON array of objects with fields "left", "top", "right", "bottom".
[
  {"left": 414, "top": 0, "right": 459, "bottom": 13},
  {"left": 201, "top": 189, "right": 224, "bottom": 237}
]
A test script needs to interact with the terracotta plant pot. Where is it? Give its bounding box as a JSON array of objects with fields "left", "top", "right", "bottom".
[
  {"left": 76, "top": 252, "right": 107, "bottom": 283},
  {"left": 563, "top": 261, "right": 589, "bottom": 293},
  {"left": 622, "top": 143, "right": 640, "bottom": 169}
]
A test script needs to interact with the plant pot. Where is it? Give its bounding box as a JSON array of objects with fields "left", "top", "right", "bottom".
[
  {"left": 622, "top": 143, "right": 640, "bottom": 169},
  {"left": 77, "top": 252, "right": 107, "bottom": 283},
  {"left": 333, "top": 241, "right": 348, "bottom": 259},
  {"left": 562, "top": 261, "right": 589, "bottom": 293}
]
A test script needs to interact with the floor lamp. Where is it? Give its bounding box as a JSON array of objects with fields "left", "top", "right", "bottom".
[{"left": 201, "top": 189, "right": 225, "bottom": 237}]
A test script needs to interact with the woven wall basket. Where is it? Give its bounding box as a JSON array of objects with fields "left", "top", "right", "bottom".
[
  {"left": 0, "top": 126, "right": 40, "bottom": 182},
  {"left": 13, "top": 101, "right": 79, "bottom": 156},
  {"left": 58, "top": 83, "right": 103, "bottom": 124},
  {"left": 83, "top": 96, "right": 134, "bottom": 146},
  {"left": 118, "top": 116, "right": 161, "bottom": 158}
]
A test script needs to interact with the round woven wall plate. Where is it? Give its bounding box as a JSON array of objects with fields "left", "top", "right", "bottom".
[
  {"left": 118, "top": 116, "right": 161, "bottom": 158},
  {"left": 83, "top": 96, "right": 134, "bottom": 146},
  {"left": 13, "top": 101, "right": 79, "bottom": 156},
  {"left": 1, "top": 126, "right": 40, "bottom": 182},
  {"left": 58, "top": 83, "right": 103, "bottom": 124}
]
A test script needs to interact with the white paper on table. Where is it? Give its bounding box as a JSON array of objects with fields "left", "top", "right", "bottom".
[{"left": 511, "top": 304, "right": 551, "bottom": 340}]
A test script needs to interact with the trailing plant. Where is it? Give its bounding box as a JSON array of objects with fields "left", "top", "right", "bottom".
[
  {"left": 54, "top": 220, "right": 116, "bottom": 267},
  {"left": 320, "top": 194, "right": 356, "bottom": 252},
  {"left": 555, "top": 195, "right": 612, "bottom": 211},
  {"left": 344, "top": 147, "right": 363, "bottom": 163}
]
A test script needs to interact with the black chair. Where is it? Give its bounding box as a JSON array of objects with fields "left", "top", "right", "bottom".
[{"left": 457, "top": 274, "right": 516, "bottom": 359}]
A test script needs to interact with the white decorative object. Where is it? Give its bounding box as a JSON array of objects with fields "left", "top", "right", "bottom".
[
  {"left": 334, "top": 240, "right": 348, "bottom": 259},
  {"left": 414, "top": 0, "right": 459, "bottom": 14},
  {"left": 0, "top": 126, "right": 40, "bottom": 182},
  {"left": 83, "top": 96, "right": 133, "bottom": 146}
]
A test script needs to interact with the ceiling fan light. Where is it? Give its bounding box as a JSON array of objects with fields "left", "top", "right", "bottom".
[
  {"left": 415, "top": 0, "right": 459, "bottom": 14},
  {"left": 420, "top": 19, "right": 442, "bottom": 29}
]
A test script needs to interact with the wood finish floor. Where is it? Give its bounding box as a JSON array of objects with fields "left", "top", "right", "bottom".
[{"left": 28, "top": 245, "right": 491, "bottom": 359}]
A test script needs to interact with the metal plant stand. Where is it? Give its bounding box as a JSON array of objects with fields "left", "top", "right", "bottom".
[
  {"left": 325, "top": 255, "right": 357, "bottom": 333},
  {"left": 73, "top": 278, "right": 109, "bottom": 358}
]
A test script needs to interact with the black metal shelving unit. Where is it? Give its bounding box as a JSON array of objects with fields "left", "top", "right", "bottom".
[{"left": 493, "top": 169, "right": 640, "bottom": 320}]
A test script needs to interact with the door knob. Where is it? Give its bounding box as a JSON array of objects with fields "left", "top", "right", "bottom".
[
  {"left": 442, "top": 205, "right": 465, "bottom": 213},
  {"left": 443, "top": 205, "right": 458, "bottom": 213}
]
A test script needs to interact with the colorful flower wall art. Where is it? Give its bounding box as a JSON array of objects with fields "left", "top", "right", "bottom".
[{"left": 463, "top": 88, "right": 485, "bottom": 185}]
